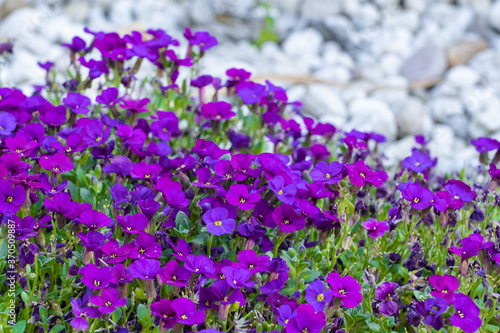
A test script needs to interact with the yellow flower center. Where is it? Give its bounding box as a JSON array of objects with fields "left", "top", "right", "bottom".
[
  {"left": 96, "top": 137, "right": 102, "bottom": 142},
  {"left": 415, "top": 162, "right": 420, "bottom": 166},
  {"left": 317, "top": 294, "right": 324, "bottom": 302},
  {"left": 139, "top": 248, "right": 145, "bottom": 254},
  {"left": 144, "top": 174, "right": 150, "bottom": 178},
  {"left": 53, "top": 167, "right": 60, "bottom": 172},
  {"left": 239, "top": 198, "right": 246, "bottom": 203},
  {"left": 105, "top": 301, "right": 112, "bottom": 306},
  {"left": 339, "top": 289, "right": 346, "bottom": 295},
  {"left": 284, "top": 219, "right": 290, "bottom": 224},
  {"left": 278, "top": 189, "right": 283, "bottom": 195},
  {"left": 360, "top": 173, "right": 365, "bottom": 177},
  {"left": 457, "top": 310, "right": 464, "bottom": 319},
  {"left": 454, "top": 195, "right": 459, "bottom": 200},
  {"left": 214, "top": 220, "right": 222, "bottom": 226},
  {"left": 181, "top": 314, "right": 187, "bottom": 320},
  {"left": 325, "top": 173, "right": 331, "bottom": 179},
  {"left": 94, "top": 280, "right": 101, "bottom": 287},
  {"left": 413, "top": 198, "right": 420, "bottom": 203},
  {"left": 66, "top": 147, "right": 72, "bottom": 152},
  {"left": 6, "top": 196, "right": 13, "bottom": 203}
]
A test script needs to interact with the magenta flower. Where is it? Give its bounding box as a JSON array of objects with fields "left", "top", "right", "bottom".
[
  {"left": 286, "top": 304, "right": 326, "bottom": 333},
  {"left": 119, "top": 97, "right": 150, "bottom": 113},
  {"left": 201, "top": 101, "right": 236, "bottom": 121},
  {"left": 158, "top": 261, "right": 191, "bottom": 287},
  {"left": 375, "top": 282, "right": 398, "bottom": 316},
  {"left": 79, "top": 209, "right": 113, "bottom": 229},
  {"left": 169, "top": 238, "right": 192, "bottom": 261},
  {"left": 203, "top": 207, "right": 236, "bottom": 236},
  {"left": 151, "top": 299, "right": 177, "bottom": 329},
  {"left": 347, "top": 160, "right": 387, "bottom": 187},
  {"left": 40, "top": 153, "right": 74, "bottom": 173},
  {"left": 172, "top": 297, "right": 205, "bottom": 325},
  {"left": 305, "top": 280, "right": 333, "bottom": 311},
  {"left": 272, "top": 204, "right": 306, "bottom": 233},
  {"left": 225, "top": 184, "right": 260, "bottom": 210},
  {"left": 326, "top": 272, "right": 362, "bottom": 308},
  {"left": 96, "top": 87, "right": 120, "bottom": 107},
  {"left": 79, "top": 263, "right": 112, "bottom": 290},
  {"left": 70, "top": 298, "right": 100, "bottom": 331},
  {"left": 444, "top": 180, "right": 475, "bottom": 209},
  {"left": 116, "top": 213, "right": 148, "bottom": 234},
  {"left": 184, "top": 254, "right": 215, "bottom": 275},
  {"left": 234, "top": 250, "right": 270, "bottom": 274},
  {"left": 89, "top": 287, "right": 126, "bottom": 313},
  {"left": 268, "top": 176, "right": 297, "bottom": 204},
  {"left": 131, "top": 161, "right": 162, "bottom": 179},
  {"left": 310, "top": 161, "right": 342, "bottom": 185},
  {"left": 63, "top": 93, "right": 91, "bottom": 114},
  {"left": 129, "top": 232, "right": 162, "bottom": 259},
  {"left": 429, "top": 274, "right": 459, "bottom": 305},
  {"left": 398, "top": 182, "right": 434, "bottom": 210},
  {"left": 361, "top": 219, "right": 389, "bottom": 238},
  {"left": 449, "top": 237, "right": 479, "bottom": 259},
  {"left": 0, "top": 179, "right": 25, "bottom": 214},
  {"left": 450, "top": 294, "right": 482, "bottom": 333},
  {"left": 101, "top": 239, "right": 132, "bottom": 264},
  {"left": 43, "top": 192, "right": 77, "bottom": 216},
  {"left": 61, "top": 36, "right": 86, "bottom": 52},
  {"left": 221, "top": 266, "right": 255, "bottom": 289},
  {"left": 129, "top": 258, "right": 161, "bottom": 280}
]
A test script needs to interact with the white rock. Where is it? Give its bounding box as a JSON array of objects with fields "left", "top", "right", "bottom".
[
  {"left": 351, "top": 3, "right": 380, "bottom": 27},
  {"left": 404, "top": 0, "right": 428, "bottom": 13},
  {"left": 313, "top": 65, "right": 351, "bottom": 83},
  {"left": 400, "top": 44, "right": 448, "bottom": 84},
  {"left": 109, "top": 0, "right": 135, "bottom": 26},
  {"left": 446, "top": 66, "right": 480, "bottom": 87},
  {"left": 286, "top": 85, "right": 307, "bottom": 103},
  {"left": 346, "top": 98, "right": 398, "bottom": 141},
  {"left": 488, "top": 0, "right": 500, "bottom": 31},
  {"left": 1, "top": 48, "right": 44, "bottom": 86},
  {"left": 301, "top": 0, "right": 341, "bottom": 20},
  {"left": 427, "top": 97, "right": 464, "bottom": 123},
  {"left": 302, "top": 84, "right": 347, "bottom": 124},
  {"left": 380, "top": 53, "right": 403, "bottom": 76},
  {"left": 472, "top": 97, "right": 500, "bottom": 133},
  {"left": 283, "top": 28, "right": 323, "bottom": 58},
  {"left": 428, "top": 125, "right": 456, "bottom": 159},
  {"left": 341, "top": 86, "right": 368, "bottom": 104},
  {"left": 393, "top": 97, "right": 425, "bottom": 137},
  {"left": 0, "top": 7, "right": 51, "bottom": 41},
  {"left": 65, "top": 1, "right": 89, "bottom": 23},
  {"left": 383, "top": 135, "right": 416, "bottom": 167}
]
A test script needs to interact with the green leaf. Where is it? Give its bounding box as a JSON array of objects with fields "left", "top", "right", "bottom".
[
  {"left": 486, "top": 325, "right": 500, "bottom": 332},
  {"left": 80, "top": 188, "right": 93, "bottom": 204},
  {"left": 39, "top": 305, "right": 48, "bottom": 322},
  {"left": 367, "top": 321, "right": 381, "bottom": 332},
  {"left": 135, "top": 288, "right": 146, "bottom": 300},
  {"left": 0, "top": 239, "right": 7, "bottom": 259},
  {"left": 13, "top": 320, "right": 26, "bottom": 333},
  {"left": 49, "top": 325, "right": 65, "bottom": 333},
  {"left": 137, "top": 304, "right": 149, "bottom": 328}
]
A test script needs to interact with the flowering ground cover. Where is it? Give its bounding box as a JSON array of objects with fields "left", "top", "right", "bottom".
[{"left": 0, "top": 27, "right": 499, "bottom": 333}]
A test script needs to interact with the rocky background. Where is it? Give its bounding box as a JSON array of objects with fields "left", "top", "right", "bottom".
[{"left": 1, "top": 0, "right": 499, "bottom": 172}]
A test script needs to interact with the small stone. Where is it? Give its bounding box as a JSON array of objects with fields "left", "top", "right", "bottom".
[
  {"left": 394, "top": 97, "right": 425, "bottom": 137},
  {"left": 488, "top": 0, "right": 500, "bottom": 31},
  {"left": 472, "top": 97, "right": 500, "bottom": 133},
  {"left": 447, "top": 39, "right": 488, "bottom": 67},
  {"left": 427, "top": 97, "right": 464, "bottom": 123},
  {"left": 301, "top": 0, "right": 341, "bottom": 20},
  {"left": 400, "top": 44, "right": 448, "bottom": 88},
  {"left": 1, "top": 0, "right": 31, "bottom": 18},
  {"left": 446, "top": 66, "right": 480, "bottom": 87},
  {"left": 347, "top": 98, "right": 398, "bottom": 141},
  {"left": 302, "top": 84, "right": 346, "bottom": 125},
  {"left": 283, "top": 28, "right": 323, "bottom": 58}
]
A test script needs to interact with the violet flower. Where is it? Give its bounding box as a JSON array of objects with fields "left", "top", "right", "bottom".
[
  {"left": 347, "top": 160, "right": 387, "bottom": 187},
  {"left": 234, "top": 250, "right": 270, "bottom": 274},
  {"left": 221, "top": 266, "right": 255, "bottom": 289},
  {"left": 172, "top": 297, "right": 205, "bottom": 325},
  {"left": 151, "top": 299, "right": 177, "bottom": 329},
  {"left": 158, "top": 260, "right": 191, "bottom": 287},
  {"left": 402, "top": 151, "right": 434, "bottom": 173},
  {"left": 203, "top": 207, "right": 236, "bottom": 236},
  {"left": 361, "top": 219, "right": 389, "bottom": 238},
  {"left": 70, "top": 298, "right": 100, "bottom": 331},
  {"left": 226, "top": 184, "right": 260, "bottom": 210},
  {"left": 101, "top": 239, "right": 132, "bottom": 264},
  {"left": 415, "top": 297, "right": 447, "bottom": 331},
  {"left": 305, "top": 280, "right": 333, "bottom": 311},
  {"left": 201, "top": 101, "right": 236, "bottom": 121},
  {"left": 326, "top": 272, "right": 363, "bottom": 308},
  {"left": 268, "top": 176, "right": 297, "bottom": 204},
  {"left": 89, "top": 287, "right": 126, "bottom": 313},
  {"left": 79, "top": 263, "right": 112, "bottom": 290},
  {"left": 450, "top": 294, "right": 482, "bottom": 333},
  {"left": 375, "top": 282, "right": 398, "bottom": 316},
  {"left": 184, "top": 254, "right": 215, "bottom": 275},
  {"left": 63, "top": 93, "right": 91, "bottom": 114},
  {"left": 398, "top": 182, "right": 434, "bottom": 210},
  {"left": 128, "top": 232, "right": 162, "bottom": 259},
  {"left": 0, "top": 179, "right": 25, "bottom": 214},
  {"left": 310, "top": 161, "right": 342, "bottom": 185},
  {"left": 286, "top": 304, "right": 326, "bottom": 333},
  {"left": 272, "top": 204, "right": 306, "bottom": 233},
  {"left": 129, "top": 258, "right": 161, "bottom": 280},
  {"left": 39, "top": 153, "right": 74, "bottom": 173},
  {"left": 116, "top": 213, "right": 148, "bottom": 234},
  {"left": 428, "top": 274, "right": 459, "bottom": 304}
]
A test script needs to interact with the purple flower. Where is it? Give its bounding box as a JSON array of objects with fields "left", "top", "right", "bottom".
[
  {"left": 273, "top": 204, "right": 306, "bottom": 233},
  {"left": 119, "top": 97, "right": 150, "bottom": 113},
  {"left": 201, "top": 101, "right": 236, "bottom": 121},
  {"left": 471, "top": 137, "right": 500, "bottom": 153},
  {"left": 402, "top": 151, "right": 434, "bottom": 173},
  {"left": 286, "top": 304, "right": 326, "bottom": 333},
  {"left": 129, "top": 258, "right": 161, "bottom": 280},
  {"left": 327, "top": 272, "right": 362, "bottom": 308},
  {"left": 0, "top": 179, "right": 25, "bottom": 214},
  {"left": 63, "top": 93, "right": 91, "bottom": 114},
  {"left": 96, "top": 87, "right": 120, "bottom": 107},
  {"left": 444, "top": 180, "right": 475, "bottom": 209},
  {"left": 234, "top": 250, "right": 270, "bottom": 274},
  {"left": 429, "top": 274, "right": 459, "bottom": 304},
  {"left": 310, "top": 161, "right": 342, "bottom": 185},
  {"left": 131, "top": 161, "right": 162, "bottom": 180},
  {"left": 203, "top": 207, "right": 236, "bottom": 236},
  {"left": 449, "top": 237, "right": 480, "bottom": 259},
  {"left": 398, "top": 182, "right": 434, "bottom": 210},
  {"left": 450, "top": 294, "right": 482, "bottom": 333},
  {"left": 70, "top": 298, "right": 100, "bottom": 331},
  {"left": 169, "top": 238, "right": 192, "bottom": 261},
  {"left": 61, "top": 36, "right": 86, "bottom": 52},
  {"left": 192, "top": 167, "right": 221, "bottom": 188},
  {"left": 268, "top": 176, "right": 297, "bottom": 204},
  {"left": 80, "top": 263, "right": 112, "bottom": 290},
  {"left": 43, "top": 192, "right": 77, "bottom": 216},
  {"left": 172, "top": 297, "right": 205, "bottom": 325},
  {"left": 277, "top": 305, "right": 296, "bottom": 326},
  {"left": 415, "top": 297, "right": 447, "bottom": 331},
  {"left": 151, "top": 299, "right": 177, "bottom": 329},
  {"left": 184, "top": 254, "right": 215, "bottom": 275},
  {"left": 221, "top": 266, "right": 255, "bottom": 289},
  {"left": 79, "top": 57, "right": 109, "bottom": 79},
  {"left": 117, "top": 213, "right": 148, "bottom": 234},
  {"left": 129, "top": 232, "right": 162, "bottom": 259},
  {"left": 226, "top": 184, "right": 260, "bottom": 210},
  {"left": 361, "top": 219, "right": 389, "bottom": 238},
  {"left": 0, "top": 112, "right": 17, "bottom": 135},
  {"left": 188, "top": 30, "right": 218, "bottom": 51},
  {"left": 103, "top": 156, "right": 133, "bottom": 177},
  {"left": 101, "top": 239, "right": 132, "bottom": 263},
  {"left": 305, "top": 280, "right": 333, "bottom": 311},
  {"left": 79, "top": 209, "right": 113, "bottom": 229},
  {"left": 375, "top": 282, "right": 398, "bottom": 316},
  {"left": 347, "top": 160, "right": 387, "bottom": 187},
  {"left": 159, "top": 261, "right": 191, "bottom": 287},
  {"left": 90, "top": 287, "right": 126, "bottom": 313},
  {"left": 39, "top": 153, "right": 74, "bottom": 173}
]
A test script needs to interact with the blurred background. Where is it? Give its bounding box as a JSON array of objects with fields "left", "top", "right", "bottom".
[{"left": 0, "top": 0, "right": 499, "bottom": 171}]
